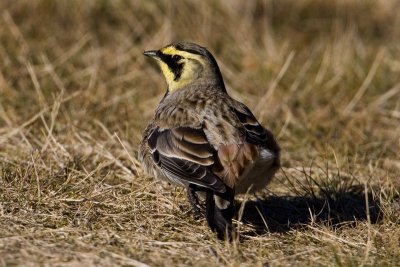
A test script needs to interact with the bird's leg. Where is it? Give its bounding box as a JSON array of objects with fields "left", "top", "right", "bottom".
[
  {"left": 205, "top": 187, "right": 234, "bottom": 241},
  {"left": 187, "top": 185, "right": 204, "bottom": 217}
]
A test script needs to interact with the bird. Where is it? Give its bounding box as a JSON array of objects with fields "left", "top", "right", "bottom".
[{"left": 138, "top": 42, "right": 280, "bottom": 240}]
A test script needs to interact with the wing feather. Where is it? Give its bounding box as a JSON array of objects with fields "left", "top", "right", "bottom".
[
  {"left": 232, "top": 105, "right": 276, "bottom": 148},
  {"left": 148, "top": 126, "right": 226, "bottom": 193}
]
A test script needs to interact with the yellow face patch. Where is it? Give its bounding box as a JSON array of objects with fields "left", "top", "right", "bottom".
[
  {"left": 158, "top": 61, "right": 175, "bottom": 86},
  {"left": 154, "top": 45, "right": 206, "bottom": 92},
  {"left": 160, "top": 46, "right": 178, "bottom": 55}
]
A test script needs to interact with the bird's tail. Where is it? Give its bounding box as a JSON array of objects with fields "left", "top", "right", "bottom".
[{"left": 205, "top": 187, "right": 234, "bottom": 240}]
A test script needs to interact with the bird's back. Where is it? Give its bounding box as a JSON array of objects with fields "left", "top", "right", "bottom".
[{"left": 140, "top": 85, "right": 280, "bottom": 194}]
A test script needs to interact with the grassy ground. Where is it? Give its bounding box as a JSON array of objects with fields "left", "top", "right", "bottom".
[{"left": 1, "top": 0, "right": 400, "bottom": 266}]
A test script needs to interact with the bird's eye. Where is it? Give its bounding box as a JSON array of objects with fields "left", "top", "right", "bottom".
[{"left": 173, "top": 55, "right": 182, "bottom": 61}]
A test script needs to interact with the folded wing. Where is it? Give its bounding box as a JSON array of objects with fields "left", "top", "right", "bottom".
[
  {"left": 232, "top": 104, "right": 280, "bottom": 152},
  {"left": 147, "top": 126, "right": 227, "bottom": 193}
]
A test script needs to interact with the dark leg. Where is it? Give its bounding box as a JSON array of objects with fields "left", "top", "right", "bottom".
[
  {"left": 205, "top": 187, "right": 234, "bottom": 241},
  {"left": 205, "top": 190, "right": 216, "bottom": 231},
  {"left": 187, "top": 184, "right": 204, "bottom": 216}
]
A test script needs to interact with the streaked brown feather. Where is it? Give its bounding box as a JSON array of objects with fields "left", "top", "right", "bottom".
[
  {"left": 152, "top": 127, "right": 215, "bottom": 166},
  {"left": 172, "top": 127, "right": 209, "bottom": 144},
  {"left": 214, "top": 143, "right": 258, "bottom": 188},
  {"left": 146, "top": 125, "right": 227, "bottom": 193}
]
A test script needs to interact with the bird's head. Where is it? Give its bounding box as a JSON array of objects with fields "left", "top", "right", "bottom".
[{"left": 143, "top": 42, "right": 225, "bottom": 92}]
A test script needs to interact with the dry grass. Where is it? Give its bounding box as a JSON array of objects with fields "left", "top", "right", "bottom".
[{"left": 1, "top": 0, "right": 400, "bottom": 266}]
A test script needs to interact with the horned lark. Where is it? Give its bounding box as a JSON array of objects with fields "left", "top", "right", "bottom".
[{"left": 139, "top": 42, "right": 280, "bottom": 240}]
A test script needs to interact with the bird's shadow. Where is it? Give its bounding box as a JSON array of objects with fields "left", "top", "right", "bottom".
[{"left": 236, "top": 184, "right": 382, "bottom": 235}]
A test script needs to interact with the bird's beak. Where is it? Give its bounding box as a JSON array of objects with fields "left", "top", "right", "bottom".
[{"left": 143, "top": 50, "right": 160, "bottom": 59}]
